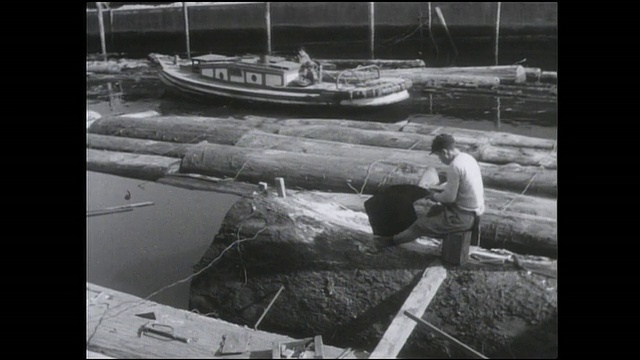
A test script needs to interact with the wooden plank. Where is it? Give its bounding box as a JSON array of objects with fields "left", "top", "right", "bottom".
[
  {"left": 369, "top": 261, "right": 447, "bottom": 358},
  {"left": 86, "top": 282, "right": 353, "bottom": 359},
  {"left": 86, "top": 350, "right": 115, "bottom": 358}
]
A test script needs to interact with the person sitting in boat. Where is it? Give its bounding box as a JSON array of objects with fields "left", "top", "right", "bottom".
[{"left": 295, "top": 47, "right": 319, "bottom": 86}]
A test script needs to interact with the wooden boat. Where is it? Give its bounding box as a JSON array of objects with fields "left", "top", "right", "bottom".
[{"left": 156, "top": 53, "right": 412, "bottom": 107}]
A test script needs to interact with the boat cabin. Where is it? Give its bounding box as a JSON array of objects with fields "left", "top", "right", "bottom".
[{"left": 190, "top": 54, "right": 302, "bottom": 87}]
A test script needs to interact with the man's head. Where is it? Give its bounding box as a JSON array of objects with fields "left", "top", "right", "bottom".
[{"left": 430, "top": 134, "right": 458, "bottom": 165}]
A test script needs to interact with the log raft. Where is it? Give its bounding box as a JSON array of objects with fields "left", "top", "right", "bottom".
[
  {"left": 88, "top": 115, "right": 557, "bottom": 174},
  {"left": 87, "top": 129, "right": 556, "bottom": 198},
  {"left": 85, "top": 144, "right": 556, "bottom": 255}
]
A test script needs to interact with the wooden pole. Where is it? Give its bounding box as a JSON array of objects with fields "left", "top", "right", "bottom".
[
  {"left": 265, "top": 2, "right": 272, "bottom": 55},
  {"left": 87, "top": 201, "right": 155, "bottom": 217},
  {"left": 495, "top": 96, "right": 501, "bottom": 129},
  {"left": 434, "top": 6, "right": 458, "bottom": 63},
  {"left": 96, "top": 2, "right": 107, "bottom": 61},
  {"left": 369, "top": 2, "right": 375, "bottom": 59},
  {"left": 183, "top": 2, "right": 191, "bottom": 61},
  {"left": 495, "top": 2, "right": 502, "bottom": 65},
  {"left": 418, "top": 4, "right": 423, "bottom": 56},
  {"left": 404, "top": 311, "right": 488, "bottom": 359},
  {"left": 254, "top": 285, "right": 284, "bottom": 330},
  {"left": 108, "top": 7, "right": 114, "bottom": 50}
]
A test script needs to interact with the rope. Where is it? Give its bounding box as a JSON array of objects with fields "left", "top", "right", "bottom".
[{"left": 500, "top": 172, "right": 539, "bottom": 213}]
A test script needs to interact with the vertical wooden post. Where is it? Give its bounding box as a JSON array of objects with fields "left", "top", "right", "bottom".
[
  {"left": 435, "top": 6, "right": 458, "bottom": 63},
  {"left": 108, "top": 7, "right": 114, "bottom": 50},
  {"left": 369, "top": 2, "right": 375, "bottom": 59},
  {"left": 495, "top": 96, "right": 501, "bottom": 129},
  {"left": 265, "top": 2, "right": 272, "bottom": 55},
  {"left": 418, "top": 4, "right": 423, "bottom": 55},
  {"left": 183, "top": 2, "right": 191, "bottom": 61},
  {"left": 275, "top": 177, "right": 286, "bottom": 198},
  {"left": 495, "top": 2, "right": 502, "bottom": 65},
  {"left": 96, "top": 2, "right": 108, "bottom": 61},
  {"left": 427, "top": 2, "right": 438, "bottom": 59}
]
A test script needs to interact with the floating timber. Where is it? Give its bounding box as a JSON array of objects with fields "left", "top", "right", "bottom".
[
  {"left": 316, "top": 58, "right": 426, "bottom": 69},
  {"left": 87, "top": 116, "right": 557, "bottom": 197},
  {"left": 86, "top": 282, "right": 359, "bottom": 359},
  {"left": 85, "top": 145, "right": 555, "bottom": 256},
  {"left": 86, "top": 148, "right": 180, "bottom": 181},
  {"left": 325, "top": 65, "right": 526, "bottom": 85}
]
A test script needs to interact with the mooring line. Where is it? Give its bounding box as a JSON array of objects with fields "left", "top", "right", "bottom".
[{"left": 501, "top": 172, "right": 539, "bottom": 213}]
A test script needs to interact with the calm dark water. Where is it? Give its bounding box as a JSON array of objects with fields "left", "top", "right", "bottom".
[
  {"left": 86, "top": 171, "right": 238, "bottom": 309},
  {"left": 86, "top": 56, "right": 556, "bottom": 310}
]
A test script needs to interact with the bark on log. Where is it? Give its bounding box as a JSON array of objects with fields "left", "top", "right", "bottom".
[
  {"left": 86, "top": 149, "right": 180, "bottom": 180},
  {"left": 235, "top": 130, "right": 557, "bottom": 197},
  {"left": 189, "top": 193, "right": 557, "bottom": 357}
]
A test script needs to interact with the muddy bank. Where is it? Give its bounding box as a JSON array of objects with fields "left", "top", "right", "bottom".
[{"left": 189, "top": 193, "right": 557, "bottom": 358}]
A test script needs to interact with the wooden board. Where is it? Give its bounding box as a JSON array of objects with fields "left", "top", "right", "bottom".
[
  {"left": 86, "top": 282, "right": 354, "bottom": 359},
  {"left": 369, "top": 262, "right": 447, "bottom": 358}
]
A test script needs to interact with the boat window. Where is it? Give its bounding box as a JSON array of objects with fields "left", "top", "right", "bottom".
[
  {"left": 229, "top": 68, "right": 242, "bottom": 77},
  {"left": 219, "top": 72, "right": 224, "bottom": 80},
  {"left": 251, "top": 74, "right": 257, "bottom": 82}
]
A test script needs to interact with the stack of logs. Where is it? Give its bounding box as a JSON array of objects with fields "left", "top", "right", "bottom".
[{"left": 87, "top": 114, "right": 556, "bottom": 257}]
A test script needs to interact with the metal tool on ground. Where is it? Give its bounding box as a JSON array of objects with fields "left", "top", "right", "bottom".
[
  {"left": 254, "top": 285, "right": 285, "bottom": 330},
  {"left": 137, "top": 323, "right": 191, "bottom": 344},
  {"left": 403, "top": 311, "right": 488, "bottom": 359}
]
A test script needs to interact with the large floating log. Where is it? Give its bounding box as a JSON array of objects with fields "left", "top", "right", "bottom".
[
  {"left": 89, "top": 115, "right": 555, "bottom": 151},
  {"left": 87, "top": 133, "right": 193, "bottom": 158},
  {"left": 235, "top": 130, "right": 556, "bottom": 197},
  {"left": 278, "top": 125, "right": 556, "bottom": 173},
  {"left": 190, "top": 193, "right": 557, "bottom": 357},
  {"left": 87, "top": 133, "right": 556, "bottom": 220},
  {"left": 316, "top": 58, "right": 426, "bottom": 69},
  {"left": 324, "top": 71, "right": 500, "bottom": 88},
  {"left": 381, "top": 66, "right": 527, "bottom": 84},
  {"left": 86, "top": 149, "right": 180, "bottom": 180},
  {"left": 540, "top": 71, "right": 557, "bottom": 84},
  {"left": 399, "top": 122, "right": 556, "bottom": 149},
  {"left": 180, "top": 143, "right": 426, "bottom": 194},
  {"left": 306, "top": 191, "right": 556, "bottom": 257},
  {"left": 88, "top": 116, "right": 260, "bottom": 144}
]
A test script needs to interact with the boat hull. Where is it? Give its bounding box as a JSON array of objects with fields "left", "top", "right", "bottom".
[{"left": 157, "top": 59, "right": 411, "bottom": 107}]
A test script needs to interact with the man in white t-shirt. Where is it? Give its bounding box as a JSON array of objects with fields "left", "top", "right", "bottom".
[{"left": 374, "top": 134, "right": 485, "bottom": 248}]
